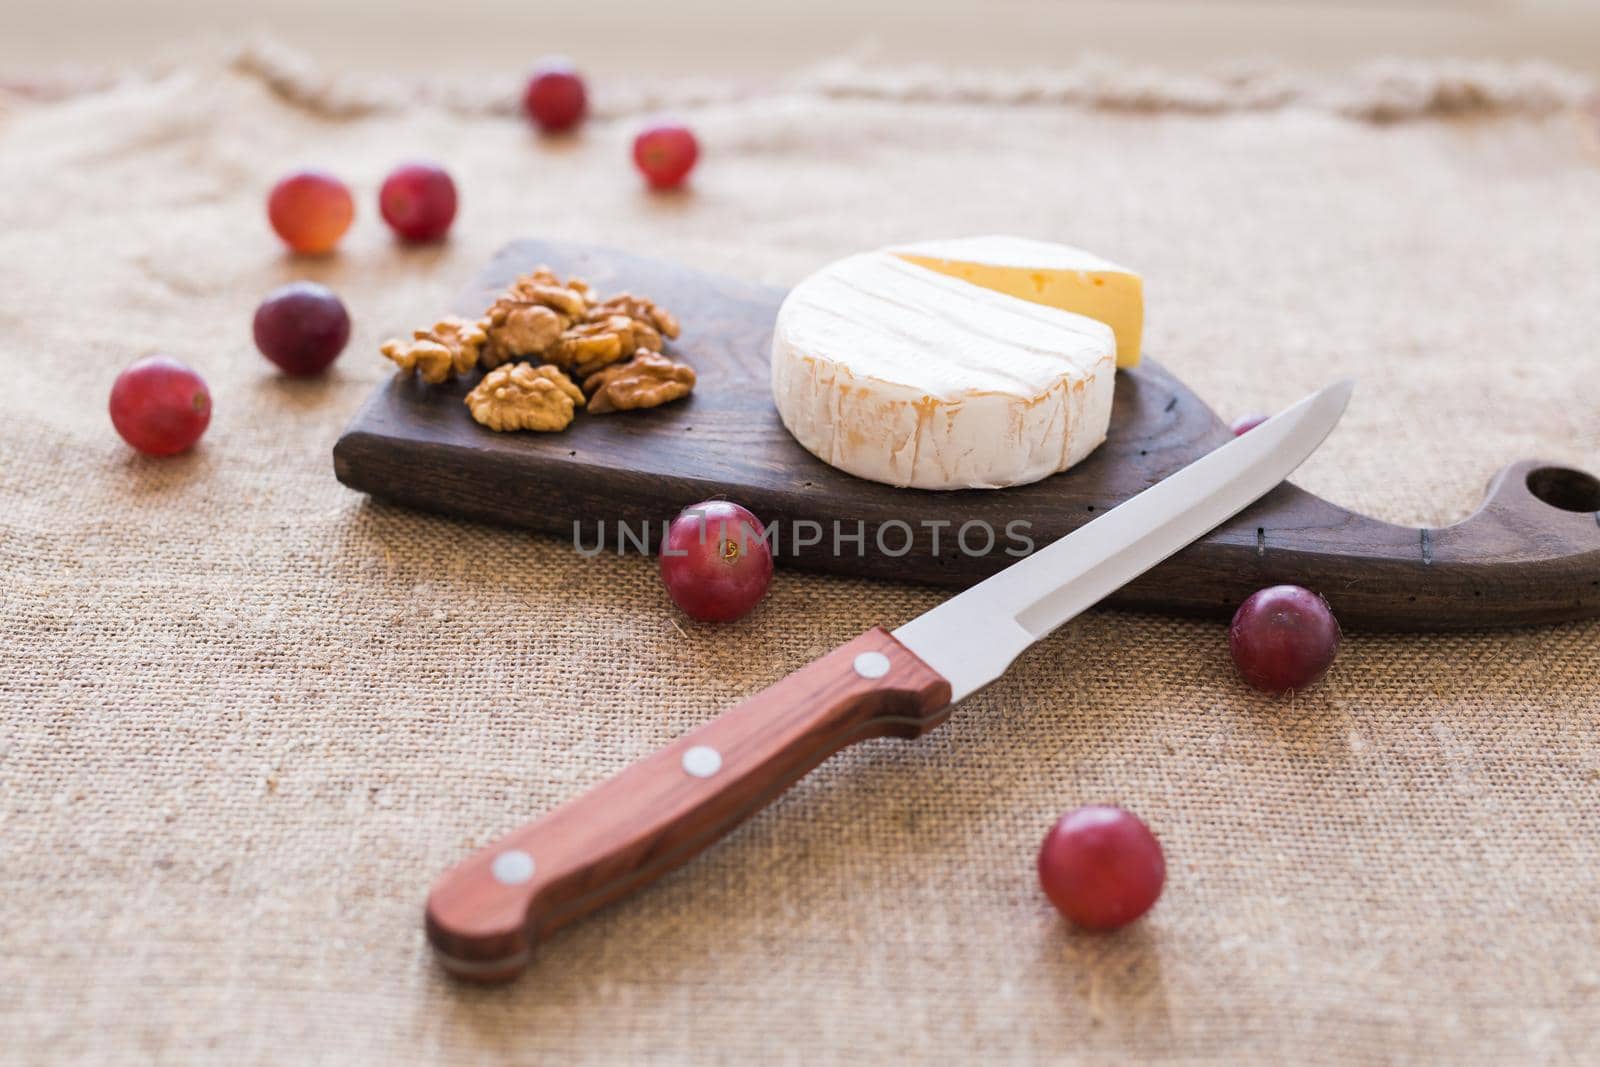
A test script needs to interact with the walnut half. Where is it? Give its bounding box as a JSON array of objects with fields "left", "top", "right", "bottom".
[
  {"left": 480, "top": 302, "right": 565, "bottom": 369},
  {"left": 465, "top": 363, "right": 585, "bottom": 432},
  {"left": 587, "top": 293, "right": 680, "bottom": 341},
  {"left": 381, "top": 316, "right": 489, "bottom": 383},
  {"left": 583, "top": 350, "right": 696, "bottom": 414},
  {"left": 478, "top": 266, "right": 594, "bottom": 369}
]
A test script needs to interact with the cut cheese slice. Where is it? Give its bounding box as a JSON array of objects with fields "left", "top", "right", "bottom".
[
  {"left": 771, "top": 251, "right": 1115, "bottom": 490},
  {"left": 892, "top": 235, "right": 1143, "bottom": 367}
]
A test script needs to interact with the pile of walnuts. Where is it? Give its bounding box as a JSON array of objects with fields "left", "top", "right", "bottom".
[{"left": 380, "top": 267, "right": 695, "bottom": 433}]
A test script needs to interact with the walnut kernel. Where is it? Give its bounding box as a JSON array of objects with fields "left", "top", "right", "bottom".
[
  {"left": 482, "top": 303, "right": 565, "bottom": 366},
  {"left": 479, "top": 267, "right": 595, "bottom": 368},
  {"left": 465, "top": 363, "right": 586, "bottom": 432},
  {"left": 503, "top": 267, "right": 590, "bottom": 318},
  {"left": 551, "top": 315, "right": 667, "bottom": 377},
  {"left": 584, "top": 350, "right": 696, "bottom": 414},
  {"left": 587, "top": 293, "right": 680, "bottom": 340},
  {"left": 380, "top": 316, "right": 488, "bottom": 383}
]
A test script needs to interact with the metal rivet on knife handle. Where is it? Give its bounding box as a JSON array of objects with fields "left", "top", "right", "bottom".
[
  {"left": 681, "top": 746, "right": 722, "bottom": 778},
  {"left": 852, "top": 651, "right": 890, "bottom": 678},
  {"left": 490, "top": 850, "right": 535, "bottom": 886}
]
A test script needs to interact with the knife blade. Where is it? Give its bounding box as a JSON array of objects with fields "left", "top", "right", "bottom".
[
  {"left": 425, "top": 379, "right": 1353, "bottom": 982},
  {"left": 895, "top": 378, "right": 1355, "bottom": 701}
]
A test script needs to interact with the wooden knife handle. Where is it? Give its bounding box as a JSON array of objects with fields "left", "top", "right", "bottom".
[{"left": 425, "top": 627, "right": 952, "bottom": 982}]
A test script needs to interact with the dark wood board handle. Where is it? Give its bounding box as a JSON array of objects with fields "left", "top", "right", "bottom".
[
  {"left": 333, "top": 239, "right": 1600, "bottom": 630},
  {"left": 1114, "top": 458, "right": 1600, "bottom": 628},
  {"left": 425, "top": 627, "right": 952, "bottom": 983}
]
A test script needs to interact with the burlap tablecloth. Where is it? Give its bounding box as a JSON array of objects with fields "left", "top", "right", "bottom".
[{"left": 3, "top": 44, "right": 1599, "bottom": 1065}]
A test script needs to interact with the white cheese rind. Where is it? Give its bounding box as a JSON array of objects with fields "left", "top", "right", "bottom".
[
  {"left": 891, "top": 234, "right": 1132, "bottom": 275},
  {"left": 770, "top": 252, "right": 1115, "bottom": 490}
]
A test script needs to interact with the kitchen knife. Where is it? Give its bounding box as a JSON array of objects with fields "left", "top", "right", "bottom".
[{"left": 426, "top": 379, "right": 1354, "bottom": 982}]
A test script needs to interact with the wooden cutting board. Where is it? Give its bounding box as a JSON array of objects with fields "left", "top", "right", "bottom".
[{"left": 334, "top": 240, "right": 1600, "bottom": 630}]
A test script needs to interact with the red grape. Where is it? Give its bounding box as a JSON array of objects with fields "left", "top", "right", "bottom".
[
  {"left": 1228, "top": 584, "right": 1341, "bottom": 694},
  {"left": 523, "top": 60, "right": 588, "bottom": 133},
  {"left": 267, "top": 170, "right": 353, "bottom": 255},
  {"left": 1230, "top": 413, "right": 1269, "bottom": 436},
  {"left": 252, "top": 282, "right": 351, "bottom": 377},
  {"left": 108, "top": 356, "right": 211, "bottom": 456},
  {"left": 1038, "top": 805, "right": 1166, "bottom": 931},
  {"left": 633, "top": 123, "right": 699, "bottom": 190},
  {"left": 379, "top": 162, "right": 457, "bottom": 242},
  {"left": 659, "top": 500, "right": 773, "bottom": 622}
]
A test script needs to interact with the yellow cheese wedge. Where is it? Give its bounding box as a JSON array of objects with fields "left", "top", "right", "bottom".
[{"left": 892, "top": 235, "right": 1144, "bottom": 368}]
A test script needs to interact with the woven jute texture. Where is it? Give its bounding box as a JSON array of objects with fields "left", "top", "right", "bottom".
[{"left": 2, "top": 47, "right": 1599, "bottom": 1066}]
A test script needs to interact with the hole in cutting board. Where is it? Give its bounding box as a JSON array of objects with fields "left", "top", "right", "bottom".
[{"left": 1525, "top": 467, "right": 1600, "bottom": 513}]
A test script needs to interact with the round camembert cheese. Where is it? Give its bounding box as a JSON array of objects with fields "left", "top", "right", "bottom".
[{"left": 771, "top": 249, "right": 1118, "bottom": 490}]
